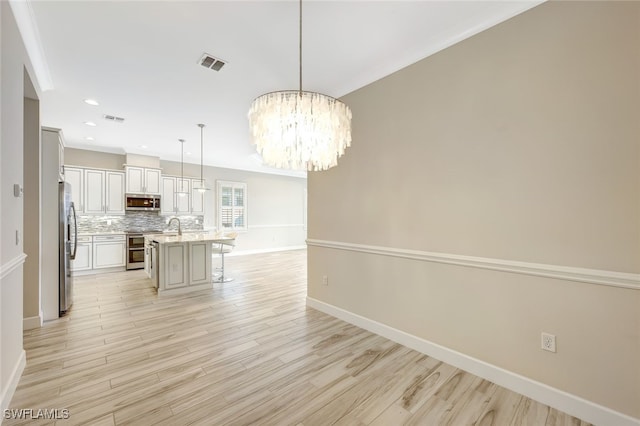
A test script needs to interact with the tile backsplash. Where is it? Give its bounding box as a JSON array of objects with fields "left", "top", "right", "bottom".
[{"left": 77, "top": 212, "right": 204, "bottom": 234}]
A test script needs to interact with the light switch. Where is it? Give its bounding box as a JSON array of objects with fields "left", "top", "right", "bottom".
[{"left": 13, "top": 184, "right": 23, "bottom": 197}]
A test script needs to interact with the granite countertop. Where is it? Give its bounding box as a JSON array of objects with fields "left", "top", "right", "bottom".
[
  {"left": 152, "top": 232, "right": 233, "bottom": 244},
  {"left": 78, "top": 231, "right": 126, "bottom": 236}
]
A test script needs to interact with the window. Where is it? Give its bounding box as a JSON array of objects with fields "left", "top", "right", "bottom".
[{"left": 217, "top": 181, "right": 247, "bottom": 231}]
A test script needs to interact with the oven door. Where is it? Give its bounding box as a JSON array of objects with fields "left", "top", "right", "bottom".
[
  {"left": 127, "top": 248, "right": 145, "bottom": 269},
  {"left": 128, "top": 234, "right": 145, "bottom": 249}
]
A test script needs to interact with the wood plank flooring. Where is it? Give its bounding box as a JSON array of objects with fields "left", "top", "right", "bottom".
[{"left": 7, "top": 250, "right": 591, "bottom": 425}]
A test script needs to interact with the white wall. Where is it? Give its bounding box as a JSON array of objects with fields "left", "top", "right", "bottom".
[
  {"left": 1, "top": 1, "right": 40, "bottom": 414},
  {"left": 308, "top": 1, "right": 639, "bottom": 424}
]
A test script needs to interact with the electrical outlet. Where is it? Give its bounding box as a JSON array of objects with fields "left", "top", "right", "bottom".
[
  {"left": 106, "top": 220, "right": 112, "bottom": 226},
  {"left": 322, "top": 275, "right": 328, "bottom": 286},
  {"left": 541, "top": 332, "right": 556, "bottom": 353}
]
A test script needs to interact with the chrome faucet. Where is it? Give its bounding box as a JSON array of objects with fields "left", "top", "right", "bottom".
[{"left": 167, "top": 217, "right": 182, "bottom": 236}]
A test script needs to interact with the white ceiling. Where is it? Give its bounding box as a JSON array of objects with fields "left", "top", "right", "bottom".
[{"left": 25, "top": 0, "right": 541, "bottom": 178}]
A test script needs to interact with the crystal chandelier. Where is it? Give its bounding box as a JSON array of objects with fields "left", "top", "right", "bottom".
[{"left": 248, "top": 0, "right": 352, "bottom": 172}]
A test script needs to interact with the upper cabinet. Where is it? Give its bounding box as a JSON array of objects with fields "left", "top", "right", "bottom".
[
  {"left": 160, "top": 176, "right": 205, "bottom": 216},
  {"left": 161, "top": 176, "right": 177, "bottom": 215},
  {"left": 105, "top": 172, "right": 126, "bottom": 214},
  {"left": 176, "top": 178, "right": 191, "bottom": 214},
  {"left": 125, "top": 166, "right": 161, "bottom": 195},
  {"left": 42, "top": 127, "right": 65, "bottom": 181},
  {"left": 85, "top": 169, "right": 125, "bottom": 215},
  {"left": 66, "top": 164, "right": 205, "bottom": 217},
  {"left": 84, "top": 169, "right": 105, "bottom": 214},
  {"left": 191, "top": 179, "right": 205, "bottom": 215},
  {"left": 58, "top": 136, "right": 65, "bottom": 181},
  {"left": 66, "top": 167, "right": 125, "bottom": 215},
  {"left": 64, "top": 167, "right": 84, "bottom": 212}
]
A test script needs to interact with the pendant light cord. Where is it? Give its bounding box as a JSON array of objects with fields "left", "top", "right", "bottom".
[
  {"left": 179, "top": 139, "right": 185, "bottom": 192},
  {"left": 199, "top": 124, "right": 205, "bottom": 184}
]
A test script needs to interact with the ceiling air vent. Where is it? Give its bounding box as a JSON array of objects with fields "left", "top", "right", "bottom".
[
  {"left": 198, "top": 53, "right": 226, "bottom": 71},
  {"left": 103, "top": 114, "right": 125, "bottom": 123}
]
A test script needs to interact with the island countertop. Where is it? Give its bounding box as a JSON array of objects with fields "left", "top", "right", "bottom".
[{"left": 151, "top": 233, "right": 233, "bottom": 244}]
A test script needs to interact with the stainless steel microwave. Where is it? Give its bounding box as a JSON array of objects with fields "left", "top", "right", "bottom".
[{"left": 125, "top": 194, "right": 161, "bottom": 211}]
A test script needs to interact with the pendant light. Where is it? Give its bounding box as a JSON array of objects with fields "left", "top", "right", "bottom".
[
  {"left": 194, "top": 123, "right": 210, "bottom": 192},
  {"left": 247, "top": 0, "right": 352, "bottom": 171},
  {"left": 176, "top": 138, "right": 189, "bottom": 197}
]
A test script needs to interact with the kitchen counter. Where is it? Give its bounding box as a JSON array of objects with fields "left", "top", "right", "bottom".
[
  {"left": 151, "top": 233, "right": 235, "bottom": 295},
  {"left": 78, "top": 231, "right": 126, "bottom": 236},
  {"left": 151, "top": 232, "right": 232, "bottom": 244}
]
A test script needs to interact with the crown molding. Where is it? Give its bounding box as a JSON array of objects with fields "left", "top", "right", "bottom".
[{"left": 9, "top": 0, "right": 54, "bottom": 91}]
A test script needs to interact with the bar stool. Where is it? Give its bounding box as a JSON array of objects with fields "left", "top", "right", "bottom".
[{"left": 213, "top": 232, "right": 237, "bottom": 283}]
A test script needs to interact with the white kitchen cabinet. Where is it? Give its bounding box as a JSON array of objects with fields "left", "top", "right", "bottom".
[
  {"left": 189, "top": 241, "right": 212, "bottom": 285},
  {"left": 161, "top": 176, "right": 194, "bottom": 215},
  {"left": 176, "top": 178, "right": 190, "bottom": 214},
  {"left": 190, "top": 179, "right": 205, "bottom": 215},
  {"left": 105, "top": 171, "right": 125, "bottom": 214},
  {"left": 144, "top": 236, "right": 152, "bottom": 278},
  {"left": 163, "top": 242, "right": 188, "bottom": 289},
  {"left": 161, "top": 176, "right": 177, "bottom": 215},
  {"left": 64, "top": 167, "right": 84, "bottom": 212},
  {"left": 71, "top": 236, "right": 92, "bottom": 271},
  {"left": 58, "top": 136, "right": 65, "bottom": 181},
  {"left": 84, "top": 169, "right": 105, "bottom": 214},
  {"left": 93, "top": 235, "right": 126, "bottom": 269},
  {"left": 84, "top": 169, "right": 125, "bottom": 215},
  {"left": 125, "top": 166, "right": 161, "bottom": 195}
]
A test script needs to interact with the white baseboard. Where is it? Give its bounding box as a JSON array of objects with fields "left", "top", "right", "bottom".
[
  {"left": 0, "top": 350, "right": 26, "bottom": 416},
  {"left": 306, "top": 297, "right": 640, "bottom": 426},
  {"left": 227, "top": 245, "right": 306, "bottom": 257},
  {"left": 23, "top": 314, "right": 42, "bottom": 330}
]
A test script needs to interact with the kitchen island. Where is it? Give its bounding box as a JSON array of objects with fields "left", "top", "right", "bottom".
[{"left": 150, "top": 232, "right": 234, "bottom": 294}]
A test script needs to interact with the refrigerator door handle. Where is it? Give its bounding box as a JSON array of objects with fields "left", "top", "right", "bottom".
[{"left": 70, "top": 201, "right": 78, "bottom": 260}]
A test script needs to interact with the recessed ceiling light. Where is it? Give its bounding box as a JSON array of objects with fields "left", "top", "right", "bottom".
[
  {"left": 85, "top": 137, "right": 95, "bottom": 141},
  {"left": 139, "top": 145, "right": 148, "bottom": 149},
  {"left": 84, "top": 99, "right": 99, "bottom": 106},
  {"left": 186, "top": 152, "right": 192, "bottom": 156},
  {"left": 84, "top": 121, "right": 97, "bottom": 127}
]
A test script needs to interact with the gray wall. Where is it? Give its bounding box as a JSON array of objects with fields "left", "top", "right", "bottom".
[
  {"left": 23, "top": 95, "right": 40, "bottom": 327},
  {"left": 65, "top": 148, "right": 307, "bottom": 252},
  {"left": 308, "top": 1, "right": 639, "bottom": 420}
]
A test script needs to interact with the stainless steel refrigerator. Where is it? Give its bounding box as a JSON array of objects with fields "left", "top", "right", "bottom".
[{"left": 59, "top": 181, "right": 77, "bottom": 315}]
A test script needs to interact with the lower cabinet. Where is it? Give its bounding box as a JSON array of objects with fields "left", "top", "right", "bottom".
[
  {"left": 71, "top": 236, "right": 93, "bottom": 271},
  {"left": 93, "top": 235, "right": 126, "bottom": 269},
  {"left": 163, "top": 243, "right": 188, "bottom": 289},
  {"left": 144, "top": 237, "right": 152, "bottom": 278},
  {"left": 158, "top": 241, "right": 212, "bottom": 292}
]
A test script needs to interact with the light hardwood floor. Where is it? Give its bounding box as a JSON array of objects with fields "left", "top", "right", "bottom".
[{"left": 7, "top": 250, "right": 591, "bottom": 425}]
